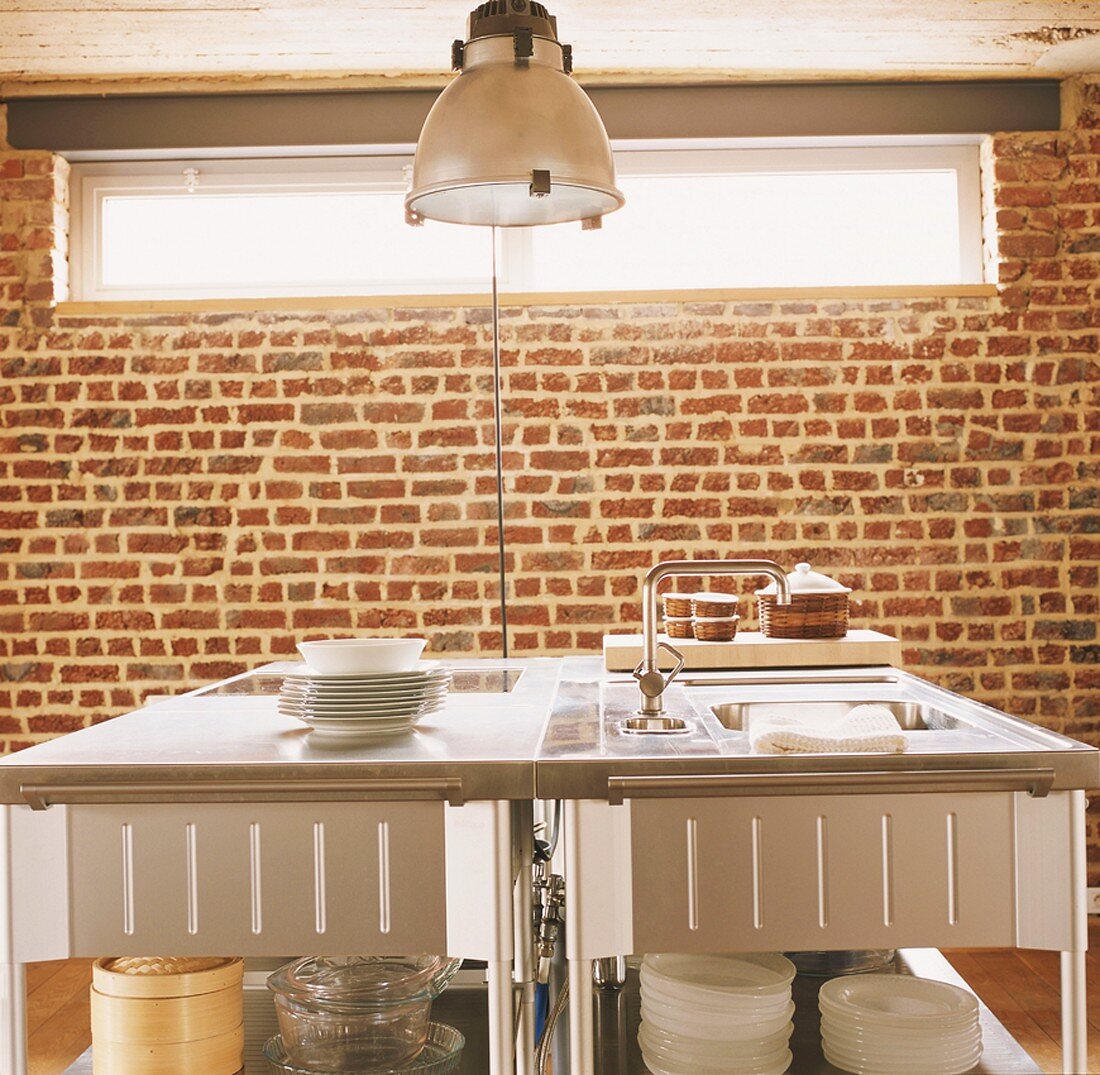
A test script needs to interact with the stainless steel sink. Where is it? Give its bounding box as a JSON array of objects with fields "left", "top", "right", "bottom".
[{"left": 710, "top": 699, "right": 950, "bottom": 732}]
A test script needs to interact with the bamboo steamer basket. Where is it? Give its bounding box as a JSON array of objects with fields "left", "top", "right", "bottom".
[
  {"left": 93, "top": 956, "right": 243, "bottom": 998},
  {"left": 92, "top": 1024, "right": 243, "bottom": 1075},
  {"left": 756, "top": 562, "right": 850, "bottom": 639},
  {"left": 91, "top": 957, "right": 244, "bottom": 1075},
  {"left": 92, "top": 983, "right": 243, "bottom": 1042}
]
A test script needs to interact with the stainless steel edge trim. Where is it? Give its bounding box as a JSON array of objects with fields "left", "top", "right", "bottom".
[
  {"left": 20, "top": 776, "right": 465, "bottom": 810},
  {"left": 605, "top": 767, "right": 1055, "bottom": 805}
]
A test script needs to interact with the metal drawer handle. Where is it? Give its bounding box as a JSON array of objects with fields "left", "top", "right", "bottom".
[
  {"left": 20, "top": 777, "right": 465, "bottom": 810},
  {"left": 606, "top": 767, "right": 1055, "bottom": 805}
]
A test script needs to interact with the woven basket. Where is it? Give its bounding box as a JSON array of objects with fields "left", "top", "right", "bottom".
[
  {"left": 664, "top": 617, "right": 694, "bottom": 640},
  {"left": 662, "top": 594, "right": 694, "bottom": 619},
  {"left": 692, "top": 616, "right": 740, "bottom": 642},
  {"left": 691, "top": 593, "right": 740, "bottom": 618},
  {"left": 757, "top": 592, "right": 849, "bottom": 639}
]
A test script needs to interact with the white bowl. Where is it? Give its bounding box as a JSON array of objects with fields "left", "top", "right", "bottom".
[
  {"left": 641, "top": 972, "right": 790, "bottom": 1015},
  {"left": 640, "top": 1045, "right": 793, "bottom": 1075},
  {"left": 822, "top": 1025, "right": 981, "bottom": 1061},
  {"left": 640, "top": 991, "right": 791, "bottom": 1025},
  {"left": 639, "top": 1020, "right": 792, "bottom": 1062},
  {"left": 823, "top": 1040, "right": 981, "bottom": 1075},
  {"left": 819, "top": 975, "right": 978, "bottom": 1030},
  {"left": 642, "top": 953, "right": 795, "bottom": 998},
  {"left": 640, "top": 1000, "right": 794, "bottom": 1041},
  {"left": 297, "top": 638, "right": 426, "bottom": 675},
  {"left": 820, "top": 1013, "right": 980, "bottom": 1048}
]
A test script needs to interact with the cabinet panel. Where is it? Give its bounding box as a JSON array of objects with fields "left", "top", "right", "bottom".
[
  {"left": 629, "top": 791, "right": 1016, "bottom": 952},
  {"left": 68, "top": 802, "right": 447, "bottom": 956}
]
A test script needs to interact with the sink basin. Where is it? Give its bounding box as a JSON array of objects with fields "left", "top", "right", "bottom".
[{"left": 710, "top": 699, "right": 951, "bottom": 732}]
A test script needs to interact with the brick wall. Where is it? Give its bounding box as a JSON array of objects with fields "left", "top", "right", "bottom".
[{"left": 1, "top": 84, "right": 1098, "bottom": 855}]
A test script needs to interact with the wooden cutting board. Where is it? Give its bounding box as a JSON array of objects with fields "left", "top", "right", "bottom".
[{"left": 602, "top": 629, "right": 901, "bottom": 672}]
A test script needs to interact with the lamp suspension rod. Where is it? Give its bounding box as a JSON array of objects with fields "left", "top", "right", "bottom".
[{"left": 491, "top": 225, "right": 509, "bottom": 659}]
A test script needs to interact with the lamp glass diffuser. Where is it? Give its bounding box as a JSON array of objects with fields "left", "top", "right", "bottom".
[{"left": 406, "top": 2, "right": 624, "bottom": 227}]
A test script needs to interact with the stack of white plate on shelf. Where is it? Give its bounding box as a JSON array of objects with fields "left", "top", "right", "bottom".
[
  {"left": 637, "top": 953, "right": 795, "bottom": 1075},
  {"left": 278, "top": 663, "right": 451, "bottom": 739},
  {"left": 819, "top": 974, "right": 982, "bottom": 1075}
]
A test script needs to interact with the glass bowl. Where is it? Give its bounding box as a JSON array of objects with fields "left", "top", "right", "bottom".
[
  {"left": 268, "top": 956, "right": 461, "bottom": 1070},
  {"left": 264, "top": 1023, "right": 465, "bottom": 1074},
  {"left": 786, "top": 949, "right": 895, "bottom": 976}
]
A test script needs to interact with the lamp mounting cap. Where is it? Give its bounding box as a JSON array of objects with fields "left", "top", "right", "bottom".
[{"left": 467, "top": 0, "right": 558, "bottom": 42}]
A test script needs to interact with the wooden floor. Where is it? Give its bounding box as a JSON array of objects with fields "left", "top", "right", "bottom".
[
  {"left": 26, "top": 960, "right": 93, "bottom": 1075},
  {"left": 943, "top": 942, "right": 1100, "bottom": 1075},
  {"left": 22, "top": 935, "right": 1100, "bottom": 1074}
]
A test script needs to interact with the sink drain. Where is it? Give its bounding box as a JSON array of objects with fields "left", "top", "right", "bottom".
[{"left": 621, "top": 716, "right": 689, "bottom": 735}]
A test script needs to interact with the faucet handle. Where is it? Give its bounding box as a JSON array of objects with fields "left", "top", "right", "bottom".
[{"left": 632, "top": 641, "right": 686, "bottom": 698}]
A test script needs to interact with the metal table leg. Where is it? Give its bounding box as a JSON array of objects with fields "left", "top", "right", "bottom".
[
  {"left": 568, "top": 958, "right": 594, "bottom": 1075},
  {"left": 593, "top": 956, "right": 626, "bottom": 991},
  {"left": 0, "top": 963, "right": 26, "bottom": 1075},
  {"left": 487, "top": 959, "right": 514, "bottom": 1075},
  {"left": 514, "top": 802, "right": 535, "bottom": 1075},
  {"left": 1061, "top": 789, "right": 1089, "bottom": 1075},
  {"left": 1061, "top": 949, "right": 1087, "bottom": 1073}
]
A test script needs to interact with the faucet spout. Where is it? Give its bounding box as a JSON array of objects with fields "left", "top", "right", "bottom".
[{"left": 635, "top": 559, "right": 791, "bottom": 715}]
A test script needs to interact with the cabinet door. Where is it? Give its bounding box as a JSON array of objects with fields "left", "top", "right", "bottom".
[
  {"left": 68, "top": 802, "right": 447, "bottom": 956},
  {"left": 629, "top": 791, "right": 1016, "bottom": 952}
]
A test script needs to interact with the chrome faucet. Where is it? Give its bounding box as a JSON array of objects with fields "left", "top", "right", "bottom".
[{"left": 633, "top": 559, "right": 793, "bottom": 715}]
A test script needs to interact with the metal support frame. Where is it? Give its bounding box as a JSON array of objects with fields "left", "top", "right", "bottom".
[
  {"left": 0, "top": 964, "right": 25, "bottom": 1075},
  {"left": 1060, "top": 788, "right": 1089, "bottom": 1075},
  {"left": 567, "top": 957, "right": 594, "bottom": 1075},
  {"left": 560, "top": 788, "right": 1093, "bottom": 1075},
  {"left": 514, "top": 801, "right": 536, "bottom": 1075},
  {"left": 487, "top": 959, "right": 513, "bottom": 1075}
]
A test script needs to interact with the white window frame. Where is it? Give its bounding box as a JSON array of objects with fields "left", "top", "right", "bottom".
[
  {"left": 69, "top": 156, "right": 496, "bottom": 301},
  {"left": 69, "top": 140, "right": 984, "bottom": 301}
]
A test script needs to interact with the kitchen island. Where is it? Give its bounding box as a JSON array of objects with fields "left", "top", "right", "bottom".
[
  {"left": 0, "top": 658, "right": 562, "bottom": 1075},
  {"left": 0, "top": 654, "right": 1094, "bottom": 1075}
]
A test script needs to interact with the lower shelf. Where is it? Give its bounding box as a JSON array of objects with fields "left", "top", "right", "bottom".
[
  {"left": 65, "top": 965, "right": 491, "bottom": 1075},
  {"left": 579, "top": 949, "right": 1043, "bottom": 1075},
  {"left": 66, "top": 949, "right": 1040, "bottom": 1074}
]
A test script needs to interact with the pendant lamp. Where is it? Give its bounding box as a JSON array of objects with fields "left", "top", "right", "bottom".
[{"left": 406, "top": 0, "right": 624, "bottom": 228}]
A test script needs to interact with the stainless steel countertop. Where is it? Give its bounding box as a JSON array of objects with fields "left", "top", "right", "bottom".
[
  {"left": 2, "top": 655, "right": 1096, "bottom": 806},
  {"left": 535, "top": 658, "right": 1100, "bottom": 799},
  {"left": 0, "top": 658, "right": 562, "bottom": 804}
]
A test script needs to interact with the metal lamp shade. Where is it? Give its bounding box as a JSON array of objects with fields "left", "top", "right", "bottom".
[{"left": 406, "top": 36, "right": 623, "bottom": 227}]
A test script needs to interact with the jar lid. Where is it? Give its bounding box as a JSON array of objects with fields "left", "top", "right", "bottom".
[
  {"left": 691, "top": 592, "right": 740, "bottom": 604},
  {"left": 757, "top": 562, "right": 852, "bottom": 596},
  {"left": 267, "top": 955, "right": 460, "bottom": 1010},
  {"left": 661, "top": 592, "right": 696, "bottom": 602}
]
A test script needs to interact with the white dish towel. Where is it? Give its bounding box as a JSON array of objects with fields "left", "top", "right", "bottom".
[{"left": 749, "top": 703, "right": 908, "bottom": 755}]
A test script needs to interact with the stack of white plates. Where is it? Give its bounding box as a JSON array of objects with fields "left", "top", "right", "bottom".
[
  {"left": 638, "top": 953, "right": 795, "bottom": 1075},
  {"left": 278, "top": 663, "right": 451, "bottom": 739},
  {"left": 820, "top": 974, "right": 982, "bottom": 1075}
]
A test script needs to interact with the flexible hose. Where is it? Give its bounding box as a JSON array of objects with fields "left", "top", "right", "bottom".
[
  {"left": 543, "top": 798, "right": 563, "bottom": 859},
  {"left": 535, "top": 978, "right": 570, "bottom": 1075}
]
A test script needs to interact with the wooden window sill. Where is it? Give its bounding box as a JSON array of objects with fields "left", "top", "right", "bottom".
[{"left": 55, "top": 284, "right": 997, "bottom": 315}]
